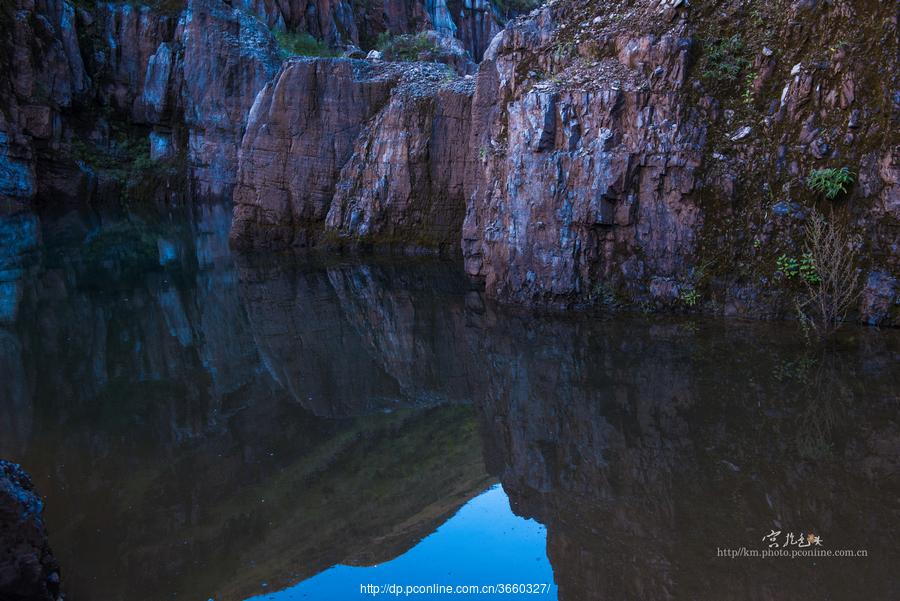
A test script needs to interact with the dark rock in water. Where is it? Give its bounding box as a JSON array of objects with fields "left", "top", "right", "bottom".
[{"left": 0, "top": 461, "right": 61, "bottom": 601}]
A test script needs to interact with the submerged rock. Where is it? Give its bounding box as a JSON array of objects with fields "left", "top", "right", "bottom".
[{"left": 0, "top": 461, "right": 60, "bottom": 601}]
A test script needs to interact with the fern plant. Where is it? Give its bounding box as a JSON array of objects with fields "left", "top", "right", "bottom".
[
  {"left": 798, "top": 253, "right": 820, "bottom": 285},
  {"left": 777, "top": 254, "right": 799, "bottom": 278},
  {"left": 806, "top": 167, "right": 854, "bottom": 200},
  {"left": 777, "top": 253, "right": 820, "bottom": 284}
]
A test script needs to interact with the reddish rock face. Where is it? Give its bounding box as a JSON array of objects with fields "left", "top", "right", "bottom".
[
  {"left": 0, "top": 0, "right": 86, "bottom": 213},
  {"left": 232, "top": 0, "right": 501, "bottom": 59},
  {"left": 231, "top": 59, "right": 400, "bottom": 249},
  {"left": 457, "top": 0, "right": 898, "bottom": 323},
  {"left": 230, "top": 59, "right": 472, "bottom": 252},
  {"left": 229, "top": 0, "right": 897, "bottom": 324},
  {"left": 352, "top": 0, "right": 430, "bottom": 49},
  {"left": 326, "top": 79, "right": 474, "bottom": 253},
  {"left": 1, "top": 0, "right": 897, "bottom": 325},
  {"left": 463, "top": 17, "right": 701, "bottom": 305},
  {"left": 0, "top": 0, "right": 281, "bottom": 209},
  {"left": 91, "top": 3, "right": 180, "bottom": 121},
  {"left": 9, "top": 0, "right": 89, "bottom": 110},
  {"left": 236, "top": 0, "right": 360, "bottom": 46},
  {"left": 446, "top": 0, "right": 503, "bottom": 61},
  {"left": 0, "top": 0, "right": 506, "bottom": 216}
]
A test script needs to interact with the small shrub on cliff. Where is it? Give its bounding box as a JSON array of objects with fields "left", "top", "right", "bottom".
[
  {"left": 71, "top": 0, "right": 185, "bottom": 14},
  {"left": 741, "top": 72, "right": 755, "bottom": 105},
  {"left": 794, "top": 210, "right": 862, "bottom": 339},
  {"left": 70, "top": 129, "right": 147, "bottom": 179},
  {"left": 701, "top": 35, "right": 750, "bottom": 84},
  {"left": 275, "top": 30, "right": 335, "bottom": 58},
  {"left": 806, "top": 167, "right": 854, "bottom": 200},
  {"left": 376, "top": 32, "right": 438, "bottom": 61},
  {"left": 590, "top": 283, "right": 621, "bottom": 310},
  {"left": 798, "top": 254, "right": 820, "bottom": 285},
  {"left": 493, "top": 0, "right": 543, "bottom": 19},
  {"left": 69, "top": 123, "right": 184, "bottom": 206}
]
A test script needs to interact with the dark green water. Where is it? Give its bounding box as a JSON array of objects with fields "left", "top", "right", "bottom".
[{"left": 1, "top": 202, "right": 898, "bottom": 600}]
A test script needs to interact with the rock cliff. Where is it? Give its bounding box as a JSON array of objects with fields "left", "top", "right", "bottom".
[
  {"left": 0, "top": 0, "right": 281, "bottom": 209},
  {"left": 180, "top": 0, "right": 283, "bottom": 196},
  {"left": 1, "top": 0, "right": 897, "bottom": 324},
  {"left": 0, "top": 0, "right": 523, "bottom": 214},
  {"left": 231, "top": 58, "right": 474, "bottom": 252},
  {"left": 219, "top": 0, "right": 506, "bottom": 59},
  {"left": 231, "top": 59, "right": 404, "bottom": 249},
  {"left": 0, "top": 461, "right": 61, "bottom": 601},
  {"left": 461, "top": 0, "right": 897, "bottom": 321},
  {"left": 463, "top": 6, "right": 703, "bottom": 306},
  {"left": 231, "top": 0, "right": 897, "bottom": 324}
]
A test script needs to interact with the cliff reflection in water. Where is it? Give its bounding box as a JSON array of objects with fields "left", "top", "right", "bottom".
[
  {"left": 1, "top": 204, "right": 898, "bottom": 601},
  {"left": 471, "top": 314, "right": 900, "bottom": 600}
]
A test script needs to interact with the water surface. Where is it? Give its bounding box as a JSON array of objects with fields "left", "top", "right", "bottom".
[{"left": 1, "top": 202, "right": 898, "bottom": 600}]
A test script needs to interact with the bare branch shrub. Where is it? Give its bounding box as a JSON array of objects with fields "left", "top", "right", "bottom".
[{"left": 794, "top": 209, "right": 862, "bottom": 339}]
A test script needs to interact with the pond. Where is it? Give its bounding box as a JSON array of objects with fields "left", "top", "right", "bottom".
[{"left": 1, "top": 201, "right": 898, "bottom": 600}]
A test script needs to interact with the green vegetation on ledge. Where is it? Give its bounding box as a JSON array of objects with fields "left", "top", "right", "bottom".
[
  {"left": 69, "top": 119, "right": 185, "bottom": 207},
  {"left": 701, "top": 35, "right": 750, "bottom": 84},
  {"left": 376, "top": 32, "right": 439, "bottom": 61},
  {"left": 70, "top": 0, "right": 186, "bottom": 15},
  {"left": 274, "top": 30, "right": 336, "bottom": 58},
  {"left": 493, "top": 0, "right": 544, "bottom": 19}
]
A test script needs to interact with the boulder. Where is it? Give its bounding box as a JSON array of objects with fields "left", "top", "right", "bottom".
[{"left": 0, "top": 461, "right": 60, "bottom": 601}]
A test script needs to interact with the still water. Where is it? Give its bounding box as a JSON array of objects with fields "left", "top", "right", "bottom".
[{"left": 1, "top": 202, "right": 898, "bottom": 601}]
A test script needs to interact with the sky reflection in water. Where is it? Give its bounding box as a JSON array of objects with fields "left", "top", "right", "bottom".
[{"left": 250, "top": 485, "right": 556, "bottom": 601}]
